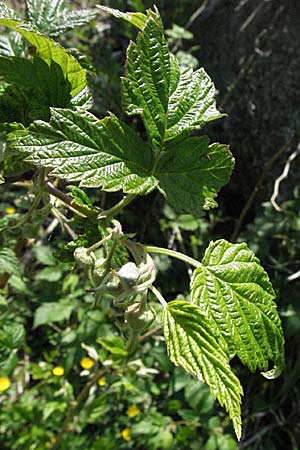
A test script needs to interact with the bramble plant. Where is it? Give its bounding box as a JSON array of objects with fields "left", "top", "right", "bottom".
[{"left": 0, "top": 1, "right": 285, "bottom": 445}]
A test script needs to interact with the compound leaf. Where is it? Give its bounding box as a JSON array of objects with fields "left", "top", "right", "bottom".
[
  {"left": 11, "top": 108, "right": 158, "bottom": 195},
  {"left": 0, "top": 6, "right": 87, "bottom": 97},
  {"left": 162, "top": 300, "right": 243, "bottom": 439},
  {"left": 96, "top": 5, "right": 146, "bottom": 30},
  {"left": 191, "top": 239, "right": 285, "bottom": 374},
  {"left": 156, "top": 136, "right": 234, "bottom": 214}
]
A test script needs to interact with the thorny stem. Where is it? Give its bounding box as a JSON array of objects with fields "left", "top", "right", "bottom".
[
  {"left": 50, "top": 368, "right": 110, "bottom": 450},
  {"left": 144, "top": 245, "right": 201, "bottom": 269}
]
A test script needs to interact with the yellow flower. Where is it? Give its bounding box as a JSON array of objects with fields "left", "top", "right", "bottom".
[
  {"left": 80, "top": 357, "right": 94, "bottom": 370},
  {"left": 127, "top": 404, "right": 140, "bottom": 418},
  {"left": 98, "top": 376, "right": 106, "bottom": 386},
  {"left": 5, "top": 207, "right": 15, "bottom": 215},
  {"left": 45, "top": 437, "right": 56, "bottom": 448},
  {"left": 121, "top": 427, "right": 131, "bottom": 441},
  {"left": 0, "top": 376, "right": 11, "bottom": 392},
  {"left": 52, "top": 366, "right": 64, "bottom": 376}
]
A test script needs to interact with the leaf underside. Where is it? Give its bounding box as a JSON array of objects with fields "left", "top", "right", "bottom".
[
  {"left": 162, "top": 300, "right": 243, "bottom": 439},
  {"left": 191, "top": 239, "right": 285, "bottom": 373}
]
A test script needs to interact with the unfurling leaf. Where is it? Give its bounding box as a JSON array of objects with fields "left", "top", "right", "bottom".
[
  {"left": 162, "top": 300, "right": 243, "bottom": 439},
  {"left": 191, "top": 239, "right": 285, "bottom": 374}
]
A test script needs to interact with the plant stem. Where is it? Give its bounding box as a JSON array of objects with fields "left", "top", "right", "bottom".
[
  {"left": 50, "top": 368, "right": 109, "bottom": 450},
  {"left": 144, "top": 245, "right": 201, "bottom": 268},
  {"left": 45, "top": 182, "right": 95, "bottom": 218},
  {"left": 150, "top": 285, "right": 167, "bottom": 308},
  {"left": 98, "top": 194, "right": 137, "bottom": 219},
  {"left": 139, "top": 325, "right": 162, "bottom": 343}
]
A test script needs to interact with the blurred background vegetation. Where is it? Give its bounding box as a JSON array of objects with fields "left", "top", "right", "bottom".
[{"left": 1, "top": 0, "right": 300, "bottom": 449}]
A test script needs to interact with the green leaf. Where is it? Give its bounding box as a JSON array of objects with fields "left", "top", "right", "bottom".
[
  {"left": 122, "top": 9, "right": 171, "bottom": 148},
  {"left": 122, "top": 9, "right": 223, "bottom": 146},
  {"left": 0, "top": 84, "right": 29, "bottom": 126},
  {"left": 165, "top": 63, "right": 224, "bottom": 142},
  {"left": 191, "top": 239, "right": 285, "bottom": 374},
  {"left": 97, "top": 336, "right": 128, "bottom": 356},
  {"left": 11, "top": 108, "right": 158, "bottom": 195},
  {"left": 26, "top": 0, "right": 98, "bottom": 37},
  {"left": 156, "top": 136, "right": 234, "bottom": 214},
  {"left": 0, "top": 7, "right": 87, "bottom": 97},
  {"left": 33, "top": 302, "right": 74, "bottom": 328},
  {"left": 96, "top": 5, "right": 146, "bottom": 30},
  {"left": 162, "top": 300, "right": 243, "bottom": 439},
  {"left": 0, "top": 247, "right": 21, "bottom": 276},
  {"left": 0, "top": 56, "right": 72, "bottom": 123},
  {"left": 0, "top": 323, "right": 25, "bottom": 349}
]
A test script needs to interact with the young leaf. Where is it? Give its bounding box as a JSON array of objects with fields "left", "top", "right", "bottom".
[
  {"left": 191, "top": 239, "right": 285, "bottom": 374},
  {"left": 155, "top": 136, "right": 234, "bottom": 214},
  {"left": 162, "top": 300, "right": 243, "bottom": 439},
  {"left": 122, "top": 8, "right": 223, "bottom": 146},
  {"left": 122, "top": 9, "right": 171, "bottom": 148},
  {"left": 96, "top": 5, "right": 147, "bottom": 30},
  {"left": 25, "top": 0, "right": 98, "bottom": 37},
  {"left": 11, "top": 108, "right": 158, "bottom": 195},
  {"left": 0, "top": 7, "right": 87, "bottom": 97},
  {"left": 165, "top": 63, "right": 224, "bottom": 142}
]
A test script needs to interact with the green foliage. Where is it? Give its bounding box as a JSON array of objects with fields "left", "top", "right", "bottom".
[
  {"left": 191, "top": 239, "right": 285, "bottom": 374},
  {"left": 0, "top": 2, "right": 286, "bottom": 448},
  {"left": 0, "top": 56, "right": 72, "bottom": 124},
  {"left": 25, "top": 0, "right": 98, "bottom": 37},
  {"left": 0, "top": 7, "right": 88, "bottom": 97},
  {"left": 96, "top": 5, "right": 147, "bottom": 30},
  {"left": 162, "top": 300, "right": 243, "bottom": 439}
]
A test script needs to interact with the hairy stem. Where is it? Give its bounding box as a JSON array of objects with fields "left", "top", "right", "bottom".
[
  {"left": 144, "top": 245, "right": 201, "bottom": 268},
  {"left": 98, "top": 194, "right": 137, "bottom": 219},
  {"left": 45, "top": 182, "right": 95, "bottom": 218},
  {"left": 150, "top": 285, "right": 167, "bottom": 308}
]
